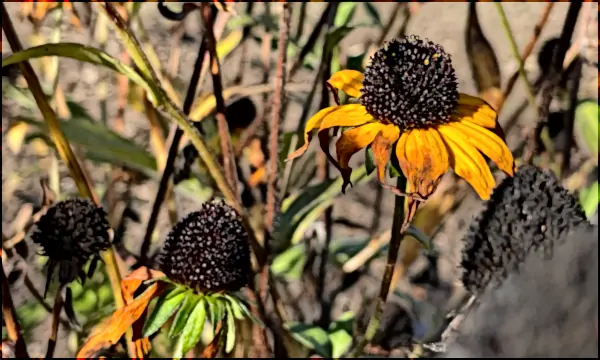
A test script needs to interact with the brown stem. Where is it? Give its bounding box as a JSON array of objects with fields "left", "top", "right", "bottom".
[
  {"left": 138, "top": 10, "right": 213, "bottom": 264},
  {"left": 523, "top": 2, "right": 581, "bottom": 164},
  {"left": 2, "top": 262, "right": 29, "bottom": 358},
  {"left": 500, "top": 2, "right": 554, "bottom": 112},
  {"left": 200, "top": 3, "right": 239, "bottom": 200},
  {"left": 45, "top": 285, "right": 65, "bottom": 358}
]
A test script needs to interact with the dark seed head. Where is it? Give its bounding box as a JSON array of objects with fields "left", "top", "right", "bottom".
[
  {"left": 361, "top": 35, "right": 459, "bottom": 129},
  {"left": 157, "top": 200, "right": 251, "bottom": 293},
  {"left": 460, "top": 165, "right": 588, "bottom": 294},
  {"left": 31, "top": 198, "right": 111, "bottom": 288}
]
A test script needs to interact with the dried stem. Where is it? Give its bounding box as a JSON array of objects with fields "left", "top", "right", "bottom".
[
  {"left": 352, "top": 177, "right": 419, "bottom": 357},
  {"left": 138, "top": 10, "right": 212, "bottom": 264},
  {"left": 500, "top": 3, "right": 554, "bottom": 111},
  {"left": 45, "top": 285, "right": 65, "bottom": 359},
  {"left": 561, "top": 56, "right": 582, "bottom": 178},
  {"left": 200, "top": 3, "right": 239, "bottom": 199},
  {"left": 377, "top": 3, "right": 403, "bottom": 45},
  {"left": 523, "top": 2, "right": 582, "bottom": 164},
  {"left": 2, "top": 262, "right": 29, "bottom": 358}
]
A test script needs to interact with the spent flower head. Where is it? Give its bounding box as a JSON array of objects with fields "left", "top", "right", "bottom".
[
  {"left": 461, "top": 165, "right": 589, "bottom": 293},
  {"left": 157, "top": 200, "right": 251, "bottom": 294},
  {"left": 31, "top": 198, "right": 111, "bottom": 295},
  {"left": 287, "top": 35, "right": 515, "bottom": 200}
]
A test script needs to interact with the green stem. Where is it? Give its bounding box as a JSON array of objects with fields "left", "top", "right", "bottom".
[{"left": 351, "top": 176, "right": 415, "bottom": 357}]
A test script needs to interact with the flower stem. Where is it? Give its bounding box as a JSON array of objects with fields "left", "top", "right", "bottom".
[{"left": 351, "top": 176, "right": 419, "bottom": 357}]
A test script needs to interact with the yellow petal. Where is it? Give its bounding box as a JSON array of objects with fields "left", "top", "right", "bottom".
[
  {"left": 286, "top": 105, "right": 341, "bottom": 161},
  {"left": 327, "top": 70, "right": 364, "bottom": 98},
  {"left": 319, "top": 104, "right": 373, "bottom": 131},
  {"left": 336, "top": 122, "right": 386, "bottom": 169},
  {"left": 447, "top": 121, "right": 515, "bottom": 176},
  {"left": 371, "top": 124, "right": 401, "bottom": 184},
  {"left": 453, "top": 93, "right": 498, "bottom": 129},
  {"left": 438, "top": 126, "right": 496, "bottom": 200},
  {"left": 395, "top": 128, "right": 450, "bottom": 198}
]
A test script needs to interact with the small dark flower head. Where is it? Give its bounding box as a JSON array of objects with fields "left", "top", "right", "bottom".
[
  {"left": 157, "top": 200, "right": 251, "bottom": 293},
  {"left": 31, "top": 198, "right": 111, "bottom": 291},
  {"left": 361, "top": 35, "right": 459, "bottom": 130},
  {"left": 461, "top": 165, "right": 588, "bottom": 293}
]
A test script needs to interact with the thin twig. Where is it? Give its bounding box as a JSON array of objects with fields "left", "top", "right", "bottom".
[
  {"left": 377, "top": 3, "right": 403, "bottom": 45},
  {"left": 233, "top": 2, "right": 254, "bottom": 85},
  {"left": 138, "top": 11, "right": 212, "bottom": 264},
  {"left": 352, "top": 178, "right": 419, "bottom": 357},
  {"left": 295, "top": 2, "right": 307, "bottom": 43},
  {"left": 523, "top": 2, "right": 582, "bottom": 164},
  {"left": 1, "top": 262, "right": 29, "bottom": 358},
  {"left": 500, "top": 2, "right": 554, "bottom": 111},
  {"left": 561, "top": 56, "right": 582, "bottom": 178},
  {"left": 45, "top": 285, "right": 65, "bottom": 358},
  {"left": 288, "top": 3, "right": 336, "bottom": 79},
  {"left": 201, "top": 3, "right": 239, "bottom": 199}
]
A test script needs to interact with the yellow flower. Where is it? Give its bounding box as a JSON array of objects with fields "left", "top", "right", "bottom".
[{"left": 287, "top": 36, "right": 515, "bottom": 200}]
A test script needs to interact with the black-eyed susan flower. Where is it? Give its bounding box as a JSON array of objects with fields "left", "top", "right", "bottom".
[
  {"left": 157, "top": 200, "right": 251, "bottom": 293},
  {"left": 31, "top": 198, "right": 111, "bottom": 296},
  {"left": 287, "top": 35, "right": 515, "bottom": 200},
  {"left": 461, "top": 165, "right": 588, "bottom": 294}
]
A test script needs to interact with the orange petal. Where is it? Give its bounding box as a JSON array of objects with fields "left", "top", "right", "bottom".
[
  {"left": 453, "top": 93, "right": 498, "bottom": 129},
  {"left": 327, "top": 70, "right": 364, "bottom": 98},
  {"left": 447, "top": 120, "right": 515, "bottom": 176},
  {"left": 336, "top": 123, "right": 386, "bottom": 168},
  {"left": 286, "top": 106, "right": 341, "bottom": 161},
  {"left": 371, "top": 124, "right": 401, "bottom": 183},
  {"left": 438, "top": 125, "right": 496, "bottom": 200},
  {"left": 395, "top": 128, "right": 450, "bottom": 198},
  {"left": 319, "top": 104, "right": 373, "bottom": 131}
]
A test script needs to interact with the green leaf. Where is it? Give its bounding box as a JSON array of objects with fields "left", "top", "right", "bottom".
[
  {"left": 142, "top": 287, "right": 187, "bottom": 337},
  {"left": 574, "top": 100, "right": 599, "bottom": 155},
  {"left": 271, "top": 243, "right": 307, "bottom": 280},
  {"left": 334, "top": 3, "right": 358, "bottom": 27},
  {"left": 275, "top": 165, "right": 371, "bottom": 250},
  {"left": 365, "top": 145, "right": 376, "bottom": 176},
  {"left": 579, "top": 182, "right": 599, "bottom": 218},
  {"left": 363, "top": 3, "right": 383, "bottom": 27},
  {"left": 169, "top": 291, "right": 199, "bottom": 338},
  {"left": 324, "top": 26, "right": 356, "bottom": 57},
  {"left": 2, "top": 43, "right": 160, "bottom": 106},
  {"left": 223, "top": 295, "right": 245, "bottom": 320},
  {"left": 173, "top": 297, "right": 207, "bottom": 360},
  {"left": 389, "top": 154, "right": 403, "bottom": 178},
  {"left": 328, "top": 312, "right": 355, "bottom": 358},
  {"left": 16, "top": 116, "right": 157, "bottom": 174},
  {"left": 224, "top": 303, "right": 237, "bottom": 354},
  {"left": 285, "top": 322, "right": 332, "bottom": 357}
]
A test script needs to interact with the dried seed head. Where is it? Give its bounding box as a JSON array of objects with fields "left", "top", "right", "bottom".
[
  {"left": 361, "top": 35, "right": 459, "bottom": 129},
  {"left": 461, "top": 165, "right": 588, "bottom": 293},
  {"left": 157, "top": 200, "right": 251, "bottom": 293},
  {"left": 31, "top": 198, "right": 111, "bottom": 289}
]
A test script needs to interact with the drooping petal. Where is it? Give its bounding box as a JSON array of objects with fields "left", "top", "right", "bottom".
[
  {"left": 447, "top": 120, "right": 515, "bottom": 176},
  {"left": 336, "top": 122, "right": 387, "bottom": 169},
  {"left": 286, "top": 105, "right": 342, "bottom": 161},
  {"left": 438, "top": 125, "right": 496, "bottom": 200},
  {"left": 327, "top": 70, "right": 365, "bottom": 98},
  {"left": 371, "top": 124, "right": 401, "bottom": 184},
  {"left": 395, "top": 128, "right": 450, "bottom": 198},
  {"left": 453, "top": 93, "right": 498, "bottom": 129},
  {"left": 319, "top": 104, "right": 374, "bottom": 131}
]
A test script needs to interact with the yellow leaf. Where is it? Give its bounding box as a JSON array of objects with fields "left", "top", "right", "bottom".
[{"left": 6, "top": 122, "right": 29, "bottom": 154}]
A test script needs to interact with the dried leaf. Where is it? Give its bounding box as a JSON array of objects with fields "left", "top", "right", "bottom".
[
  {"left": 6, "top": 122, "right": 29, "bottom": 154},
  {"left": 77, "top": 282, "right": 165, "bottom": 358},
  {"left": 466, "top": 2, "right": 503, "bottom": 110},
  {"left": 121, "top": 267, "right": 166, "bottom": 304}
]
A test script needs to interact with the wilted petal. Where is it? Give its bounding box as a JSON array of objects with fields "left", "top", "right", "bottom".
[
  {"left": 287, "top": 106, "right": 341, "bottom": 161},
  {"left": 395, "top": 128, "right": 450, "bottom": 198},
  {"left": 371, "top": 124, "right": 401, "bottom": 184},
  {"left": 327, "top": 70, "right": 365, "bottom": 98},
  {"left": 438, "top": 125, "right": 496, "bottom": 200}
]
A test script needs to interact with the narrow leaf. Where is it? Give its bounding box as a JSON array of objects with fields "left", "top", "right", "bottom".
[
  {"left": 365, "top": 145, "right": 376, "bottom": 176},
  {"left": 271, "top": 243, "right": 307, "bottom": 280},
  {"left": 142, "top": 287, "right": 187, "bottom": 337},
  {"left": 328, "top": 312, "right": 355, "bottom": 358},
  {"left": 224, "top": 304, "right": 237, "bottom": 354},
  {"left": 173, "top": 297, "right": 207, "bottom": 360},
  {"left": 169, "top": 291, "right": 199, "bottom": 338},
  {"left": 223, "top": 295, "right": 245, "bottom": 320},
  {"left": 574, "top": 100, "right": 599, "bottom": 156},
  {"left": 285, "top": 322, "right": 332, "bottom": 357}
]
